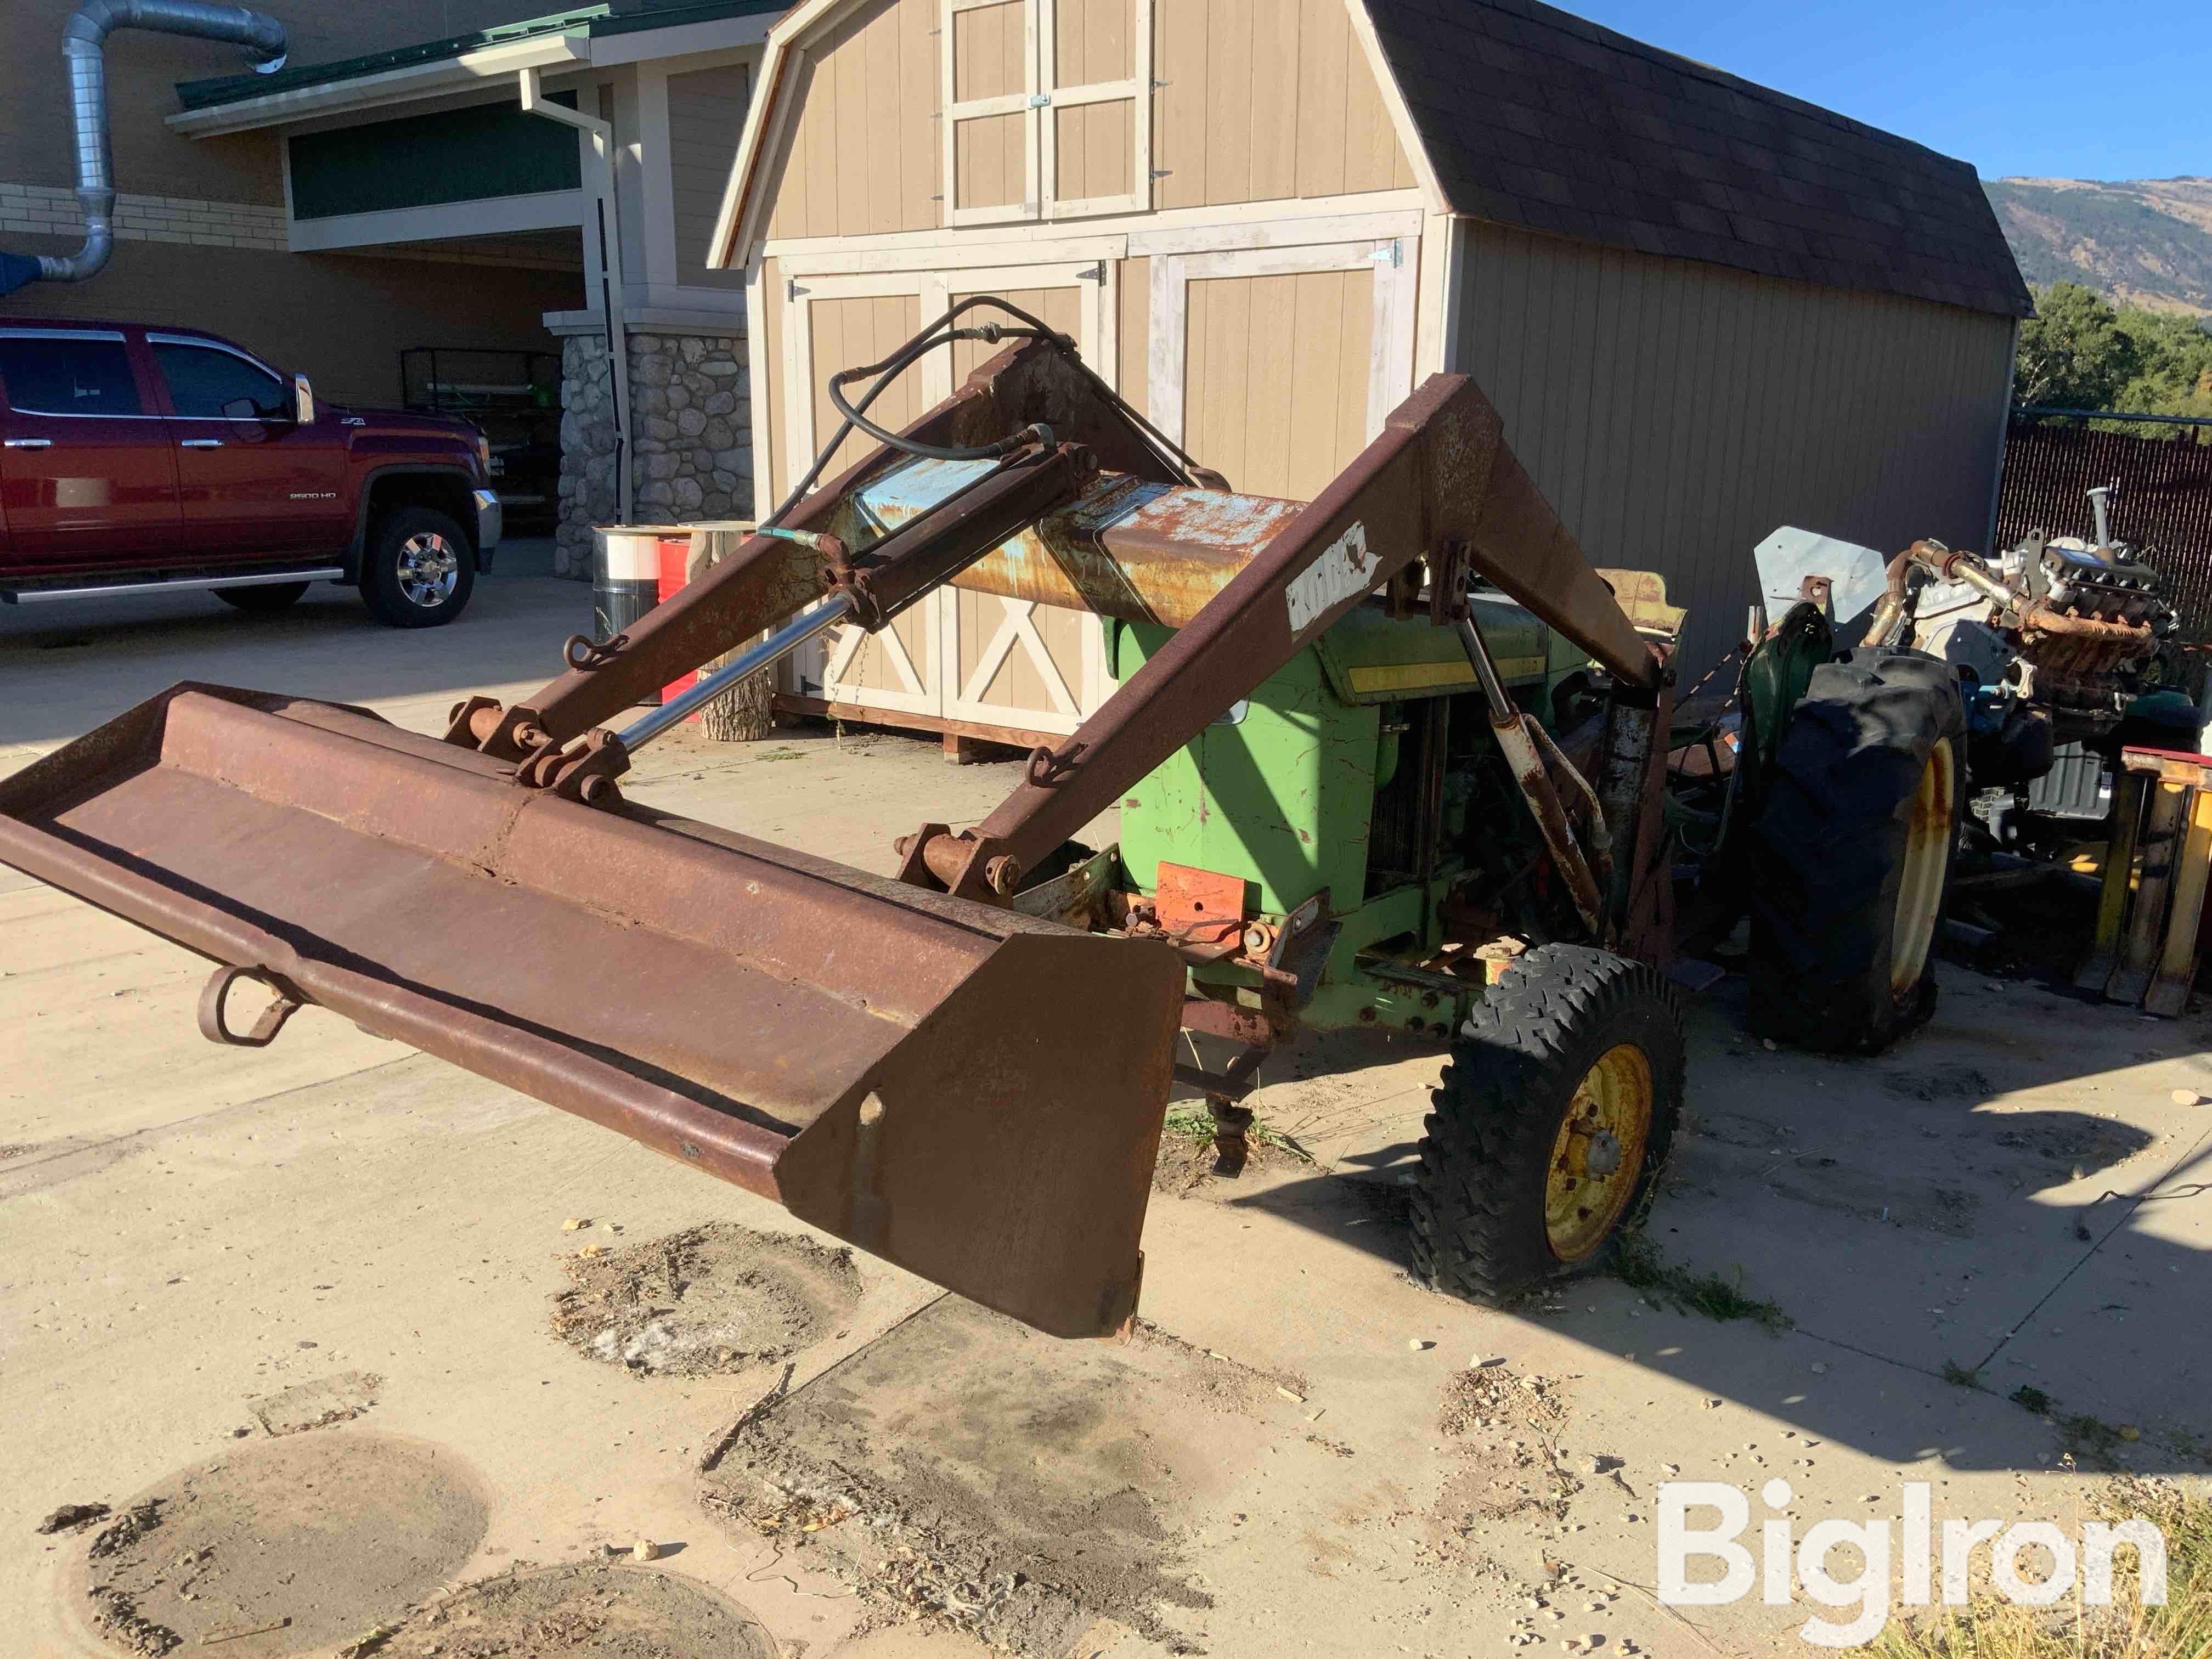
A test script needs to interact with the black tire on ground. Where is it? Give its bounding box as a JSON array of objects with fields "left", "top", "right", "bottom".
[
  {"left": 1747, "top": 646, "right": 1965, "bottom": 1055},
  {"left": 213, "top": 581, "right": 309, "bottom": 613},
  {"left": 1409, "top": 944, "right": 1686, "bottom": 1304},
  {"left": 360, "top": 505, "right": 475, "bottom": 628}
]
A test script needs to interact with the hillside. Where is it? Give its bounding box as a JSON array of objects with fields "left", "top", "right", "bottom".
[{"left": 1984, "top": 177, "right": 2212, "bottom": 316}]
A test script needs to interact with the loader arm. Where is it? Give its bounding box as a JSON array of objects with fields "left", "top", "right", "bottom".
[{"left": 448, "top": 337, "right": 1183, "bottom": 760}]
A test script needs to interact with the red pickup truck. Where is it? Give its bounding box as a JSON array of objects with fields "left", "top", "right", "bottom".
[{"left": 0, "top": 318, "right": 501, "bottom": 626}]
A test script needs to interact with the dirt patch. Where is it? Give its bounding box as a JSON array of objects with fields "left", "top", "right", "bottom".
[
  {"left": 0, "top": 1142, "right": 36, "bottom": 1160},
  {"left": 249, "top": 1371, "right": 382, "bottom": 1436},
  {"left": 80, "top": 1431, "right": 486, "bottom": 1657},
  {"left": 551, "top": 1223, "right": 861, "bottom": 1379},
  {"left": 1986, "top": 1111, "right": 2155, "bottom": 1178},
  {"left": 399, "top": 1562, "right": 775, "bottom": 1658},
  {"left": 1435, "top": 1365, "right": 1580, "bottom": 1523},
  {"left": 39, "top": 1502, "right": 111, "bottom": 1534},
  {"left": 1882, "top": 1063, "right": 1997, "bottom": 1103},
  {"left": 1150, "top": 1116, "right": 1311, "bottom": 1198},
  {"left": 1763, "top": 1164, "right": 1984, "bottom": 1238},
  {"left": 700, "top": 1297, "right": 1299, "bottom": 1657}
]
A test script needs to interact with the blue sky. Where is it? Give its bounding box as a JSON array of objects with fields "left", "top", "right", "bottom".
[{"left": 1561, "top": 0, "right": 2206, "bottom": 183}]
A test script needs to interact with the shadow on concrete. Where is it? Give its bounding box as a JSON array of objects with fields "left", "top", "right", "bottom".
[{"left": 1213, "top": 964, "right": 2212, "bottom": 1475}]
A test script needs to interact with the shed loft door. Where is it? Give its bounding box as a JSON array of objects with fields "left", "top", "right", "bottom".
[
  {"left": 943, "top": 0, "right": 1035, "bottom": 226},
  {"left": 940, "top": 0, "right": 1152, "bottom": 226}
]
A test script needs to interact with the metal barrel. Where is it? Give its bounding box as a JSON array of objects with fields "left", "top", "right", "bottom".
[
  {"left": 0, "top": 683, "right": 1187, "bottom": 1337},
  {"left": 592, "top": 527, "right": 677, "bottom": 702}
]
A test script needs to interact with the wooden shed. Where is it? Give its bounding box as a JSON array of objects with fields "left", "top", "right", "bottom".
[{"left": 709, "top": 0, "right": 2032, "bottom": 742}]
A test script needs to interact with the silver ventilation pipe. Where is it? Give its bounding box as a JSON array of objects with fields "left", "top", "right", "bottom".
[{"left": 2, "top": 2, "right": 287, "bottom": 293}]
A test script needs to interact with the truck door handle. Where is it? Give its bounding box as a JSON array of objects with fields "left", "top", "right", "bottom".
[
  {"left": 3, "top": 437, "right": 53, "bottom": 450},
  {"left": 180, "top": 438, "right": 225, "bottom": 449}
]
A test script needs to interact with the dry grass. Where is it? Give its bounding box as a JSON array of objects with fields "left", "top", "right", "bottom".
[{"left": 1874, "top": 1478, "right": 2211, "bottom": 1658}]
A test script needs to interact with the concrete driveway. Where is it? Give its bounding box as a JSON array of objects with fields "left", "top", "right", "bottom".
[{"left": 3, "top": 554, "right": 2207, "bottom": 1658}]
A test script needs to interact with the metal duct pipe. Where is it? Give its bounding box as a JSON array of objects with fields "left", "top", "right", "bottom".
[{"left": 1, "top": 2, "right": 286, "bottom": 294}]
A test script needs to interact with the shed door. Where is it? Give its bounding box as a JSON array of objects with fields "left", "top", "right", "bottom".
[
  {"left": 780, "top": 263, "right": 1116, "bottom": 737},
  {"left": 1147, "top": 237, "right": 1419, "bottom": 500},
  {"left": 787, "top": 280, "right": 938, "bottom": 717}
]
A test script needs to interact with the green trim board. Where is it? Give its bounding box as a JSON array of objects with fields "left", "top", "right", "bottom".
[
  {"left": 287, "top": 93, "right": 580, "bottom": 221},
  {"left": 177, "top": 1, "right": 786, "bottom": 112}
]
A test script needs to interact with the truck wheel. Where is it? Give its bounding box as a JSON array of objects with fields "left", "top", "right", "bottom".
[
  {"left": 1747, "top": 647, "right": 1965, "bottom": 1054},
  {"left": 1410, "top": 945, "right": 1686, "bottom": 1303},
  {"left": 362, "top": 506, "right": 473, "bottom": 628},
  {"left": 214, "top": 582, "right": 308, "bottom": 613}
]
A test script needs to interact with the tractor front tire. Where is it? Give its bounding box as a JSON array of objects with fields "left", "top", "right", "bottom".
[
  {"left": 1410, "top": 945, "right": 1686, "bottom": 1304},
  {"left": 1747, "top": 647, "right": 1965, "bottom": 1054}
]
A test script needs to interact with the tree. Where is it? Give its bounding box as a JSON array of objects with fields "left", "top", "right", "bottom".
[
  {"left": 2013, "top": 283, "right": 2138, "bottom": 410},
  {"left": 2014, "top": 283, "right": 2212, "bottom": 442}
]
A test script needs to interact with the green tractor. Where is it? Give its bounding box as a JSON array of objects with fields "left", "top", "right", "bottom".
[{"left": 1082, "top": 545, "right": 1971, "bottom": 1302}]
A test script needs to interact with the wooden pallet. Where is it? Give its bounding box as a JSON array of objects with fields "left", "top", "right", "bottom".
[{"left": 2076, "top": 746, "right": 2212, "bottom": 1016}]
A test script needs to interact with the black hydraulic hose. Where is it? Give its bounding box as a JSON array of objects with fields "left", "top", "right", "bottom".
[
  {"left": 765, "top": 295, "right": 1214, "bottom": 532},
  {"left": 826, "top": 321, "right": 1057, "bottom": 461},
  {"left": 764, "top": 299, "right": 1049, "bottom": 527}
]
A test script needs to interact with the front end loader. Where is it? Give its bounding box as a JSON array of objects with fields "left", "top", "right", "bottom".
[{"left": 0, "top": 303, "right": 1688, "bottom": 1333}]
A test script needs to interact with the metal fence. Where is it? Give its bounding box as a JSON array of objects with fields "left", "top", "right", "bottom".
[{"left": 1996, "top": 417, "right": 2212, "bottom": 652}]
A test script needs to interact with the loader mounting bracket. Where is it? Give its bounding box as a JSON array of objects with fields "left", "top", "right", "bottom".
[
  {"left": 517, "top": 726, "right": 632, "bottom": 809},
  {"left": 895, "top": 823, "right": 1024, "bottom": 900}
]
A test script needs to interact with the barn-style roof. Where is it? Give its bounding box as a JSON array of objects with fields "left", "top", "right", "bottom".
[
  {"left": 1365, "top": 0, "right": 2032, "bottom": 317},
  {"left": 716, "top": 0, "right": 2032, "bottom": 319}
]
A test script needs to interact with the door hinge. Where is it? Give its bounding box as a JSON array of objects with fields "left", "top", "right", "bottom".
[
  {"left": 1369, "top": 239, "right": 1405, "bottom": 269},
  {"left": 789, "top": 279, "right": 811, "bottom": 301},
  {"left": 1078, "top": 261, "right": 1104, "bottom": 282}
]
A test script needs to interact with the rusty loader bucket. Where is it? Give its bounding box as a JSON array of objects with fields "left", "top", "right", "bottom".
[{"left": 0, "top": 684, "right": 1184, "bottom": 1337}]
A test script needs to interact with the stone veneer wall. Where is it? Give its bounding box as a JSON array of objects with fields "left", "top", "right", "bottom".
[{"left": 554, "top": 330, "right": 753, "bottom": 578}]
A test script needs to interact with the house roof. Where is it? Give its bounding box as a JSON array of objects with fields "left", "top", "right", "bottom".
[
  {"left": 174, "top": 0, "right": 785, "bottom": 111},
  {"left": 1363, "top": 0, "right": 2032, "bottom": 318}
]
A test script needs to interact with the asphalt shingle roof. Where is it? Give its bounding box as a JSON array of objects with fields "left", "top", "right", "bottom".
[{"left": 1364, "top": 0, "right": 2033, "bottom": 318}]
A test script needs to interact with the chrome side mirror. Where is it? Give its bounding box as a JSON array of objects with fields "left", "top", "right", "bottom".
[{"left": 292, "top": 373, "right": 317, "bottom": 426}]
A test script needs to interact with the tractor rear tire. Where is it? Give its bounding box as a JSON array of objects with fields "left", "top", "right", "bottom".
[
  {"left": 1746, "top": 647, "right": 1965, "bottom": 1054},
  {"left": 1409, "top": 945, "right": 1686, "bottom": 1304}
]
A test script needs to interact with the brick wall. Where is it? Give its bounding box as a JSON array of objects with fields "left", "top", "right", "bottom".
[{"left": 0, "top": 182, "right": 285, "bottom": 251}]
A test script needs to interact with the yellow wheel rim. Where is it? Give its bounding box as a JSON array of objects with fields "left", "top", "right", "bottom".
[
  {"left": 1891, "top": 737, "right": 1956, "bottom": 998},
  {"left": 1544, "top": 1042, "right": 1655, "bottom": 1262}
]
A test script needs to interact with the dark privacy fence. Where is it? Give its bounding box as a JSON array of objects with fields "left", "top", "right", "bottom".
[{"left": 1997, "top": 418, "right": 2212, "bottom": 651}]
